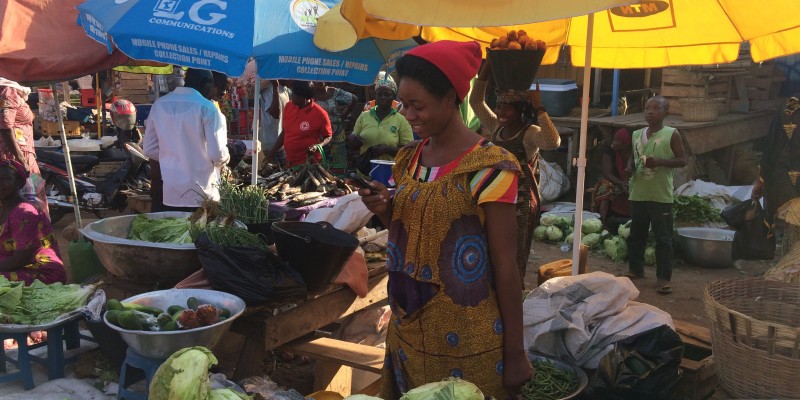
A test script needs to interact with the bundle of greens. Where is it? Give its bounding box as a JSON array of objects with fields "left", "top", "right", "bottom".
[
  {"left": 0, "top": 277, "right": 96, "bottom": 325},
  {"left": 217, "top": 181, "right": 270, "bottom": 224},
  {"left": 129, "top": 214, "right": 192, "bottom": 244},
  {"left": 204, "top": 224, "right": 267, "bottom": 250},
  {"left": 673, "top": 195, "right": 723, "bottom": 224}
]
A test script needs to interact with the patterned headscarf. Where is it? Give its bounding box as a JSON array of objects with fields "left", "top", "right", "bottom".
[
  {"left": 0, "top": 159, "right": 28, "bottom": 188},
  {"left": 496, "top": 89, "right": 529, "bottom": 105},
  {"left": 375, "top": 72, "right": 397, "bottom": 94}
]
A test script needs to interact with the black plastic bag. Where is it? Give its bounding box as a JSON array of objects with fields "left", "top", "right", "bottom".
[
  {"left": 195, "top": 233, "right": 306, "bottom": 305},
  {"left": 591, "top": 325, "right": 684, "bottom": 400},
  {"left": 721, "top": 199, "right": 756, "bottom": 228},
  {"left": 722, "top": 200, "right": 775, "bottom": 260}
]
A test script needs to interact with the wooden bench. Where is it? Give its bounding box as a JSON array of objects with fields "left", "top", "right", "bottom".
[{"left": 282, "top": 336, "right": 384, "bottom": 396}]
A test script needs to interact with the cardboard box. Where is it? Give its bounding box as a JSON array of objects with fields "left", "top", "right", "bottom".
[{"left": 41, "top": 120, "right": 81, "bottom": 137}]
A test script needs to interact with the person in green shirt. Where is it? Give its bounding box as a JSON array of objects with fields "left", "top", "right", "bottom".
[
  {"left": 348, "top": 74, "right": 413, "bottom": 167},
  {"left": 624, "top": 96, "right": 686, "bottom": 294}
]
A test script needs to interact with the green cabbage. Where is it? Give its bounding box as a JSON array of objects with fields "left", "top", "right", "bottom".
[
  {"left": 564, "top": 232, "right": 575, "bottom": 244},
  {"left": 546, "top": 226, "right": 564, "bottom": 242},
  {"left": 0, "top": 277, "right": 95, "bottom": 325},
  {"left": 582, "top": 218, "right": 603, "bottom": 234},
  {"left": 604, "top": 236, "right": 628, "bottom": 262},
  {"left": 400, "top": 378, "right": 484, "bottom": 400},
  {"left": 618, "top": 221, "right": 631, "bottom": 240},
  {"left": 130, "top": 214, "right": 192, "bottom": 244},
  {"left": 581, "top": 233, "right": 602, "bottom": 247},
  {"left": 539, "top": 214, "right": 559, "bottom": 226},
  {"left": 644, "top": 246, "right": 657, "bottom": 266},
  {"left": 149, "top": 347, "right": 218, "bottom": 400},
  {"left": 554, "top": 216, "right": 572, "bottom": 232},
  {"left": 210, "top": 388, "right": 252, "bottom": 400},
  {"left": 534, "top": 226, "right": 549, "bottom": 241}
]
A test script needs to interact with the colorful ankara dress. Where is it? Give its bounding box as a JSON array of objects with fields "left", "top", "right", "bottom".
[
  {"left": 380, "top": 139, "right": 520, "bottom": 399},
  {"left": 0, "top": 202, "right": 65, "bottom": 284}
]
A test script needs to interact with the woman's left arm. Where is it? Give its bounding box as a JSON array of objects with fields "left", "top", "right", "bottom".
[
  {"left": 484, "top": 201, "right": 533, "bottom": 395},
  {"left": 0, "top": 210, "right": 38, "bottom": 272}
]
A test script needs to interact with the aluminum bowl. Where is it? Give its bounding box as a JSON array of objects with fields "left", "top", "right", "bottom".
[
  {"left": 528, "top": 352, "right": 589, "bottom": 400},
  {"left": 103, "top": 288, "right": 245, "bottom": 359},
  {"left": 81, "top": 212, "right": 244, "bottom": 287},
  {"left": 676, "top": 227, "right": 734, "bottom": 268}
]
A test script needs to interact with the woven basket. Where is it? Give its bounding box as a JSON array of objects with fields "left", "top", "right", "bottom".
[
  {"left": 704, "top": 278, "right": 800, "bottom": 397},
  {"left": 679, "top": 98, "right": 719, "bottom": 122}
]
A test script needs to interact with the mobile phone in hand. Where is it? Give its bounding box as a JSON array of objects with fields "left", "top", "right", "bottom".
[{"left": 348, "top": 172, "right": 379, "bottom": 192}]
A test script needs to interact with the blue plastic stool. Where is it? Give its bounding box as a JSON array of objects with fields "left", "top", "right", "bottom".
[
  {"left": 0, "top": 317, "right": 93, "bottom": 389},
  {"left": 118, "top": 348, "right": 167, "bottom": 400}
]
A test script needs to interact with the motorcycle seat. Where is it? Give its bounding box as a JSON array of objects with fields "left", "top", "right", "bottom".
[{"left": 37, "top": 150, "right": 99, "bottom": 173}]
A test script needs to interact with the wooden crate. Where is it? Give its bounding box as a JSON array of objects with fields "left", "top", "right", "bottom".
[
  {"left": 661, "top": 68, "right": 731, "bottom": 115},
  {"left": 677, "top": 343, "right": 718, "bottom": 400},
  {"left": 41, "top": 120, "right": 81, "bottom": 137}
]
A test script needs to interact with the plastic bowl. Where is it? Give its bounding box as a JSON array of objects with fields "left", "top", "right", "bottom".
[{"left": 103, "top": 289, "right": 245, "bottom": 359}]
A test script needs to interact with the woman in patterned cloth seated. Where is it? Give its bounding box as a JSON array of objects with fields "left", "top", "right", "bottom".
[
  {"left": 0, "top": 159, "right": 65, "bottom": 285},
  {"left": 357, "top": 40, "right": 532, "bottom": 399}
]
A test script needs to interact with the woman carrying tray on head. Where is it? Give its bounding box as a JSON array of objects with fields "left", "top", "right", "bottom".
[{"left": 470, "top": 59, "right": 561, "bottom": 283}]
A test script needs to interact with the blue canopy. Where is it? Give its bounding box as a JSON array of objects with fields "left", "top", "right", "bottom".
[{"left": 77, "top": 0, "right": 408, "bottom": 85}]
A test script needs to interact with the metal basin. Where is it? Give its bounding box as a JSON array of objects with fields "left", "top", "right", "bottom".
[
  {"left": 103, "top": 289, "right": 245, "bottom": 359},
  {"left": 528, "top": 352, "right": 589, "bottom": 400},
  {"left": 81, "top": 212, "right": 244, "bottom": 287},
  {"left": 676, "top": 227, "right": 734, "bottom": 268}
]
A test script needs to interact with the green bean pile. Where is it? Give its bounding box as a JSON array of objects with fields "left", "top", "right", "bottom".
[
  {"left": 521, "top": 359, "right": 578, "bottom": 400},
  {"left": 205, "top": 224, "right": 268, "bottom": 250}
]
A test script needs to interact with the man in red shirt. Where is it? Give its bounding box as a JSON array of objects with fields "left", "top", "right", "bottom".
[{"left": 268, "top": 81, "right": 333, "bottom": 167}]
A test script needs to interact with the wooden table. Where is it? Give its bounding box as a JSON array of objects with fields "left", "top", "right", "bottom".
[
  {"left": 229, "top": 264, "right": 388, "bottom": 379},
  {"left": 551, "top": 111, "right": 774, "bottom": 184}
]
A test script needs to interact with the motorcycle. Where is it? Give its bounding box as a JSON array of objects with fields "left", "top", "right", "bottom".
[{"left": 37, "top": 138, "right": 150, "bottom": 223}]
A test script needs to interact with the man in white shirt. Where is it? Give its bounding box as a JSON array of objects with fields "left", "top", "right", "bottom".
[
  {"left": 259, "top": 79, "right": 290, "bottom": 164},
  {"left": 143, "top": 69, "right": 229, "bottom": 211}
]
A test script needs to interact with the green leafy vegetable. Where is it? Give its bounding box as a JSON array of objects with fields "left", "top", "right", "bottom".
[
  {"left": 604, "top": 236, "right": 628, "bottom": 262},
  {"left": 546, "top": 226, "right": 564, "bottom": 242},
  {"left": 129, "top": 215, "right": 192, "bottom": 244},
  {"left": 674, "top": 195, "right": 723, "bottom": 224},
  {"left": 149, "top": 346, "right": 218, "bottom": 400},
  {"left": 0, "top": 277, "right": 95, "bottom": 325},
  {"left": 582, "top": 218, "right": 603, "bottom": 234},
  {"left": 534, "top": 226, "right": 549, "bottom": 241},
  {"left": 540, "top": 214, "right": 559, "bottom": 226},
  {"left": 400, "top": 378, "right": 484, "bottom": 400},
  {"left": 581, "top": 233, "right": 602, "bottom": 247},
  {"left": 645, "top": 246, "right": 657, "bottom": 266},
  {"left": 618, "top": 221, "right": 631, "bottom": 239}
]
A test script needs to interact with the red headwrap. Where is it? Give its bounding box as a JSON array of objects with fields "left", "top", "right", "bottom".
[
  {"left": 405, "top": 40, "right": 482, "bottom": 101},
  {"left": 0, "top": 159, "right": 28, "bottom": 188}
]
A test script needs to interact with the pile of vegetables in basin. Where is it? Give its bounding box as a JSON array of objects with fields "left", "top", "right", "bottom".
[
  {"left": 673, "top": 195, "right": 723, "bottom": 224},
  {"left": 149, "top": 346, "right": 251, "bottom": 400},
  {"left": 189, "top": 199, "right": 268, "bottom": 250},
  {"left": 0, "top": 277, "right": 96, "bottom": 325},
  {"left": 521, "top": 359, "right": 580, "bottom": 400},
  {"left": 105, "top": 296, "right": 231, "bottom": 332},
  {"left": 129, "top": 214, "right": 192, "bottom": 244}
]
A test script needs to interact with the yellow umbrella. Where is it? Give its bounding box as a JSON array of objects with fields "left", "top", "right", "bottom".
[
  {"left": 353, "top": 0, "right": 634, "bottom": 27},
  {"left": 318, "top": 0, "right": 800, "bottom": 67},
  {"left": 316, "top": 0, "right": 800, "bottom": 273}
]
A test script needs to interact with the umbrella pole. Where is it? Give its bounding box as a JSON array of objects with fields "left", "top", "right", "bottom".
[
  {"left": 251, "top": 72, "right": 261, "bottom": 186},
  {"left": 571, "top": 13, "right": 595, "bottom": 275},
  {"left": 51, "top": 83, "right": 83, "bottom": 230}
]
